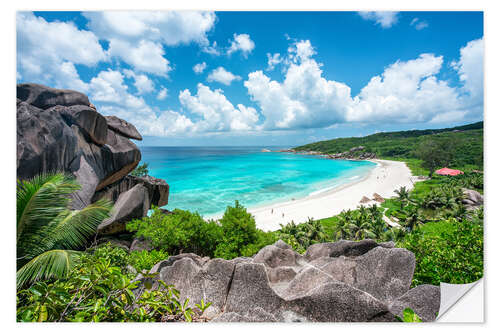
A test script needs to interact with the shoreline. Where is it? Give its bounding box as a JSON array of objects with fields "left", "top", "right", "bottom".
[{"left": 205, "top": 159, "right": 419, "bottom": 231}]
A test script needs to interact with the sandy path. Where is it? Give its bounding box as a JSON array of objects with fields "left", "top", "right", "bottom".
[{"left": 206, "top": 159, "right": 419, "bottom": 231}]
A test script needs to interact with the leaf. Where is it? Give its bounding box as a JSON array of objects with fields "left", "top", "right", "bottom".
[
  {"left": 402, "top": 308, "right": 423, "bottom": 322},
  {"left": 38, "top": 305, "right": 48, "bottom": 322},
  {"left": 17, "top": 250, "right": 81, "bottom": 289}
]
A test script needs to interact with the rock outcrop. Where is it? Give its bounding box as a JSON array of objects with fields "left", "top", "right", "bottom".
[
  {"left": 462, "top": 188, "right": 483, "bottom": 210},
  {"left": 17, "top": 83, "right": 169, "bottom": 234},
  {"left": 327, "top": 146, "right": 376, "bottom": 160},
  {"left": 134, "top": 239, "right": 439, "bottom": 322}
]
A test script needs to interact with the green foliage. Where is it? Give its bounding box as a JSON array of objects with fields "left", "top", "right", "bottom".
[
  {"left": 127, "top": 202, "right": 275, "bottom": 260},
  {"left": 16, "top": 173, "right": 112, "bottom": 289},
  {"left": 127, "top": 207, "right": 221, "bottom": 257},
  {"left": 214, "top": 201, "right": 261, "bottom": 259},
  {"left": 130, "top": 162, "right": 149, "bottom": 177},
  {"left": 128, "top": 249, "right": 169, "bottom": 272},
  {"left": 397, "top": 215, "right": 483, "bottom": 287},
  {"left": 415, "top": 137, "right": 457, "bottom": 176},
  {"left": 16, "top": 245, "right": 210, "bottom": 322},
  {"left": 277, "top": 218, "right": 329, "bottom": 253},
  {"left": 396, "top": 308, "right": 423, "bottom": 322}
]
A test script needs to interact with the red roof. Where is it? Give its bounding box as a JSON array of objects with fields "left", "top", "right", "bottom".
[{"left": 435, "top": 167, "right": 464, "bottom": 176}]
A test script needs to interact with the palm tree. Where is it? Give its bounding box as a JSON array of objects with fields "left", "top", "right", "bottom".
[
  {"left": 394, "top": 186, "right": 410, "bottom": 208},
  {"left": 399, "top": 204, "right": 425, "bottom": 232},
  {"left": 17, "top": 173, "right": 112, "bottom": 289}
]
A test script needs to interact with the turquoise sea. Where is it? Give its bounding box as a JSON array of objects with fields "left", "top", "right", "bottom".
[{"left": 140, "top": 147, "right": 376, "bottom": 216}]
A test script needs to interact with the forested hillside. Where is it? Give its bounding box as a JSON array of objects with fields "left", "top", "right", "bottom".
[{"left": 294, "top": 122, "right": 483, "bottom": 170}]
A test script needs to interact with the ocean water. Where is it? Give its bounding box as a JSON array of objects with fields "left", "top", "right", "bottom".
[{"left": 140, "top": 146, "right": 376, "bottom": 216}]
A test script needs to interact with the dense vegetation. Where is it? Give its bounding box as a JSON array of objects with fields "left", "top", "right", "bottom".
[
  {"left": 294, "top": 121, "right": 483, "bottom": 170},
  {"left": 127, "top": 201, "right": 276, "bottom": 259}
]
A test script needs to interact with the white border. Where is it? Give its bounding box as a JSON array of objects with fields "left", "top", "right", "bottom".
[{"left": 2, "top": 1, "right": 498, "bottom": 332}]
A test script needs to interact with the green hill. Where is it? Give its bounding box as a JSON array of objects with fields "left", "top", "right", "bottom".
[{"left": 294, "top": 121, "right": 483, "bottom": 170}]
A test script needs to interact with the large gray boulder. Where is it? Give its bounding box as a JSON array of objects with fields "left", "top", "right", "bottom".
[
  {"left": 17, "top": 83, "right": 90, "bottom": 109},
  {"left": 17, "top": 83, "right": 169, "bottom": 226},
  {"left": 59, "top": 105, "right": 108, "bottom": 145},
  {"left": 135, "top": 239, "right": 428, "bottom": 322},
  {"left": 98, "top": 184, "right": 150, "bottom": 235},
  {"left": 105, "top": 115, "right": 143, "bottom": 141},
  {"left": 92, "top": 175, "right": 169, "bottom": 207},
  {"left": 389, "top": 284, "right": 441, "bottom": 322},
  {"left": 17, "top": 100, "right": 78, "bottom": 180}
]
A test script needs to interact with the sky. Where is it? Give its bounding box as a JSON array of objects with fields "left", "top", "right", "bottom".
[{"left": 16, "top": 11, "right": 484, "bottom": 146}]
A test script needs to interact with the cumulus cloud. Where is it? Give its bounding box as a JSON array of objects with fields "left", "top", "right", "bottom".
[
  {"left": 358, "top": 11, "right": 399, "bottom": 28},
  {"left": 83, "top": 11, "right": 216, "bottom": 46},
  {"left": 245, "top": 38, "right": 482, "bottom": 131},
  {"left": 16, "top": 12, "right": 106, "bottom": 92},
  {"left": 193, "top": 62, "right": 207, "bottom": 74},
  {"left": 157, "top": 87, "right": 168, "bottom": 100},
  {"left": 87, "top": 69, "right": 193, "bottom": 136},
  {"left": 108, "top": 39, "right": 172, "bottom": 76},
  {"left": 81, "top": 11, "right": 216, "bottom": 77},
  {"left": 207, "top": 67, "right": 242, "bottom": 85},
  {"left": 179, "top": 83, "right": 259, "bottom": 132},
  {"left": 410, "top": 18, "right": 429, "bottom": 30},
  {"left": 452, "top": 37, "right": 484, "bottom": 106},
  {"left": 123, "top": 69, "right": 155, "bottom": 94},
  {"left": 227, "top": 33, "right": 255, "bottom": 57},
  {"left": 347, "top": 54, "right": 461, "bottom": 123}
]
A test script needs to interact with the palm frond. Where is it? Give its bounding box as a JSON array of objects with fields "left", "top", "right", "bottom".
[
  {"left": 17, "top": 173, "right": 80, "bottom": 244},
  {"left": 16, "top": 249, "right": 81, "bottom": 289},
  {"left": 49, "top": 199, "right": 113, "bottom": 250}
]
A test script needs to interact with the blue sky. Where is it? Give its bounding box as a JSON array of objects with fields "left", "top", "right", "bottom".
[{"left": 17, "top": 11, "right": 483, "bottom": 146}]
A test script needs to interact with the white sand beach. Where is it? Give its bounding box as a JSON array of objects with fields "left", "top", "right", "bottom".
[{"left": 206, "top": 159, "right": 419, "bottom": 231}]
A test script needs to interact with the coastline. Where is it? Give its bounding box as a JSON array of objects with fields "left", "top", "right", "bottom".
[{"left": 205, "top": 159, "right": 419, "bottom": 231}]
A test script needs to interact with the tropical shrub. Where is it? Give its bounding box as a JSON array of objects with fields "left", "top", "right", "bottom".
[
  {"left": 128, "top": 249, "right": 169, "bottom": 272},
  {"left": 214, "top": 201, "right": 261, "bottom": 259},
  {"left": 127, "top": 202, "right": 274, "bottom": 260},
  {"left": 397, "top": 215, "right": 483, "bottom": 287},
  {"left": 17, "top": 173, "right": 112, "bottom": 289},
  {"left": 16, "top": 245, "right": 210, "bottom": 322},
  {"left": 127, "top": 208, "right": 222, "bottom": 257}
]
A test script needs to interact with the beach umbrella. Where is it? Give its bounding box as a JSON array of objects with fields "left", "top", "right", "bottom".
[{"left": 434, "top": 167, "right": 464, "bottom": 176}]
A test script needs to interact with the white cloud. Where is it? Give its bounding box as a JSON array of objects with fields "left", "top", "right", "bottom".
[
  {"left": 193, "top": 62, "right": 207, "bottom": 74},
  {"left": 123, "top": 69, "right": 155, "bottom": 94},
  {"left": 82, "top": 11, "right": 216, "bottom": 76},
  {"left": 358, "top": 11, "right": 399, "bottom": 28},
  {"left": 227, "top": 33, "right": 255, "bottom": 57},
  {"left": 157, "top": 87, "right": 168, "bottom": 100},
  {"left": 179, "top": 84, "right": 259, "bottom": 132},
  {"left": 410, "top": 18, "right": 429, "bottom": 30},
  {"left": 83, "top": 11, "right": 216, "bottom": 46},
  {"left": 16, "top": 12, "right": 106, "bottom": 91},
  {"left": 266, "top": 53, "right": 282, "bottom": 71},
  {"left": 207, "top": 67, "right": 242, "bottom": 86},
  {"left": 245, "top": 38, "right": 482, "bottom": 130},
  {"left": 452, "top": 37, "right": 484, "bottom": 106},
  {"left": 347, "top": 54, "right": 461, "bottom": 123},
  {"left": 108, "top": 39, "right": 172, "bottom": 76}
]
